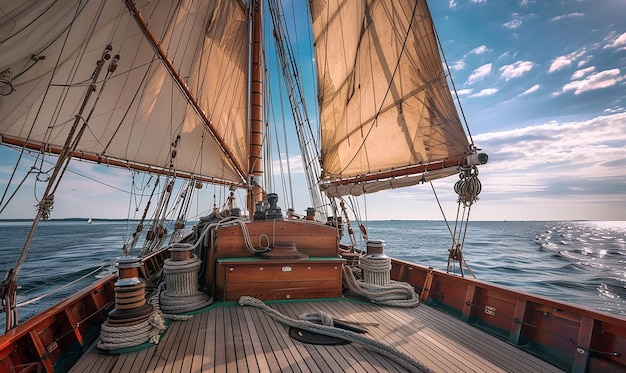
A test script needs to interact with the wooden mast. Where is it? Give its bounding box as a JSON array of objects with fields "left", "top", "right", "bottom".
[{"left": 248, "top": 0, "right": 264, "bottom": 218}]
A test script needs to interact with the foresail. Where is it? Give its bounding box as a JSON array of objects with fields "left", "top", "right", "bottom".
[
  {"left": 310, "top": 0, "right": 471, "bottom": 197},
  {"left": 0, "top": 0, "right": 249, "bottom": 186}
]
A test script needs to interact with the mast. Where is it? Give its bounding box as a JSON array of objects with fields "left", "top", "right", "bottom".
[{"left": 248, "top": 0, "right": 264, "bottom": 218}]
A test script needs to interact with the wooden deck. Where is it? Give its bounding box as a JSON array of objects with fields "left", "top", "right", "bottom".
[{"left": 70, "top": 298, "right": 562, "bottom": 372}]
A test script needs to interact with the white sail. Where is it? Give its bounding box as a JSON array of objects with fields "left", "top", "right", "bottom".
[
  {"left": 310, "top": 0, "right": 472, "bottom": 197},
  {"left": 0, "top": 0, "right": 249, "bottom": 186}
]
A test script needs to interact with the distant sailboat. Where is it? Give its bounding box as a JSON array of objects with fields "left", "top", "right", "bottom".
[{"left": 87, "top": 216, "right": 92, "bottom": 224}]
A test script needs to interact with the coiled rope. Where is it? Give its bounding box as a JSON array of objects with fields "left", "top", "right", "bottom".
[
  {"left": 96, "top": 312, "right": 166, "bottom": 350},
  {"left": 159, "top": 254, "right": 214, "bottom": 315},
  {"left": 454, "top": 166, "right": 482, "bottom": 206},
  {"left": 159, "top": 288, "right": 214, "bottom": 315},
  {"left": 342, "top": 266, "right": 420, "bottom": 308},
  {"left": 239, "top": 296, "right": 432, "bottom": 373},
  {"left": 359, "top": 256, "right": 392, "bottom": 286}
]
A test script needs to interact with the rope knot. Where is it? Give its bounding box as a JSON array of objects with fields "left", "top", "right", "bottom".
[
  {"left": 38, "top": 194, "right": 55, "bottom": 220},
  {"left": 298, "top": 311, "right": 334, "bottom": 326}
]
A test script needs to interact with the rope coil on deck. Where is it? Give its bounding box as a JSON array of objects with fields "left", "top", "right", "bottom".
[
  {"left": 239, "top": 296, "right": 432, "bottom": 373},
  {"left": 159, "top": 253, "right": 214, "bottom": 315},
  {"left": 343, "top": 265, "right": 420, "bottom": 308},
  {"left": 359, "top": 255, "right": 392, "bottom": 286},
  {"left": 96, "top": 313, "right": 166, "bottom": 350}
]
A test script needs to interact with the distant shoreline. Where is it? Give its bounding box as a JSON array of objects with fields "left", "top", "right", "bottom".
[
  {"left": 0, "top": 218, "right": 138, "bottom": 222},
  {"left": 0, "top": 218, "right": 608, "bottom": 223}
]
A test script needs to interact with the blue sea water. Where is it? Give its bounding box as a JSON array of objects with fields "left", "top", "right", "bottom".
[{"left": 1, "top": 220, "right": 625, "bottom": 333}]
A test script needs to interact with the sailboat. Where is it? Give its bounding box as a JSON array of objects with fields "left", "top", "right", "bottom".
[{"left": 0, "top": 1, "right": 624, "bottom": 372}]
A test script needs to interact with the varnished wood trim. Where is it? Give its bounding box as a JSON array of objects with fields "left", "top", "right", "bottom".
[
  {"left": 509, "top": 299, "right": 527, "bottom": 345},
  {"left": 462, "top": 285, "right": 477, "bottom": 323},
  {"left": 420, "top": 268, "right": 434, "bottom": 302},
  {"left": 572, "top": 316, "right": 594, "bottom": 373}
]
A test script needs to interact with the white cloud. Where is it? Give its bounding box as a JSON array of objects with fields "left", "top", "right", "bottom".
[
  {"left": 456, "top": 88, "right": 473, "bottom": 95},
  {"left": 467, "top": 63, "right": 492, "bottom": 85},
  {"left": 474, "top": 112, "right": 626, "bottom": 176},
  {"left": 503, "top": 19, "right": 523, "bottom": 29},
  {"left": 550, "top": 13, "right": 584, "bottom": 22},
  {"left": 470, "top": 88, "right": 498, "bottom": 97},
  {"left": 273, "top": 154, "right": 304, "bottom": 174},
  {"left": 570, "top": 66, "right": 595, "bottom": 80},
  {"left": 520, "top": 84, "right": 540, "bottom": 96},
  {"left": 562, "top": 69, "right": 623, "bottom": 95},
  {"left": 605, "top": 32, "right": 626, "bottom": 50},
  {"left": 604, "top": 106, "right": 625, "bottom": 114},
  {"left": 451, "top": 60, "right": 466, "bottom": 71},
  {"left": 470, "top": 45, "right": 489, "bottom": 55},
  {"left": 499, "top": 61, "right": 534, "bottom": 80},
  {"left": 548, "top": 49, "right": 586, "bottom": 73},
  {"left": 449, "top": 0, "right": 457, "bottom": 8},
  {"left": 576, "top": 57, "right": 592, "bottom": 68}
]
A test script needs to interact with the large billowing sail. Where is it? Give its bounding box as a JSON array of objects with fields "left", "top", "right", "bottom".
[
  {"left": 310, "top": 0, "right": 472, "bottom": 197},
  {"left": 0, "top": 0, "right": 249, "bottom": 186}
]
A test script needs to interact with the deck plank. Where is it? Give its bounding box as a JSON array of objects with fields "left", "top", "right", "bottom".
[
  {"left": 214, "top": 305, "right": 227, "bottom": 372},
  {"left": 252, "top": 304, "right": 299, "bottom": 372},
  {"left": 234, "top": 306, "right": 261, "bottom": 372},
  {"left": 346, "top": 300, "right": 481, "bottom": 371},
  {"left": 245, "top": 308, "right": 279, "bottom": 372},
  {"left": 189, "top": 308, "right": 208, "bottom": 372},
  {"left": 173, "top": 313, "right": 202, "bottom": 373},
  {"left": 278, "top": 301, "right": 398, "bottom": 373},
  {"left": 278, "top": 302, "right": 344, "bottom": 372},
  {"left": 71, "top": 298, "right": 564, "bottom": 372},
  {"left": 201, "top": 306, "right": 218, "bottom": 372},
  {"left": 70, "top": 341, "right": 117, "bottom": 373}
]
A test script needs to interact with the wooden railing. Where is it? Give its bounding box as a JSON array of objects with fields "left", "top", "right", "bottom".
[
  {"left": 391, "top": 258, "right": 626, "bottom": 373},
  {"left": 0, "top": 248, "right": 168, "bottom": 373}
]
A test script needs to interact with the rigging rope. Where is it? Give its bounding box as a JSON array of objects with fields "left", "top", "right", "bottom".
[
  {"left": 445, "top": 166, "right": 483, "bottom": 277},
  {"left": 16, "top": 266, "right": 106, "bottom": 308}
]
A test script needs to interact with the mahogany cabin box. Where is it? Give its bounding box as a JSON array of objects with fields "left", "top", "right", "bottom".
[
  {"left": 216, "top": 257, "right": 345, "bottom": 301},
  {"left": 213, "top": 219, "right": 339, "bottom": 259}
]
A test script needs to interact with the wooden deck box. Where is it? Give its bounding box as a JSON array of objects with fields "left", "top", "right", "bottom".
[{"left": 216, "top": 257, "right": 345, "bottom": 301}]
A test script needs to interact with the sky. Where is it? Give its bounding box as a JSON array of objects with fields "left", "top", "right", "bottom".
[{"left": 1, "top": 0, "right": 625, "bottom": 221}]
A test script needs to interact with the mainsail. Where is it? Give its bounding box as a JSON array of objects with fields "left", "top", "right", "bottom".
[
  {"left": 310, "top": 0, "right": 474, "bottom": 197},
  {"left": 0, "top": 0, "right": 249, "bottom": 186}
]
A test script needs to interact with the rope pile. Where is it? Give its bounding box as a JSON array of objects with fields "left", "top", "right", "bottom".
[
  {"left": 342, "top": 265, "right": 420, "bottom": 308},
  {"left": 359, "top": 256, "right": 392, "bottom": 286},
  {"left": 159, "top": 254, "right": 213, "bottom": 315},
  {"left": 96, "top": 312, "right": 166, "bottom": 350},
  {"left": 239, "top": 296, "right": 432, "bottom": 373}
]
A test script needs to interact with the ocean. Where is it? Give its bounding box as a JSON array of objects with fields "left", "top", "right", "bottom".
[{"left": 1, "top": 219, "right": 625, "bottom": 333}]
